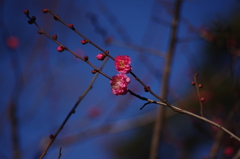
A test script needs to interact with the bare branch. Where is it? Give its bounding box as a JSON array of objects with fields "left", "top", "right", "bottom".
[{"left": 39, "top": 58, "right": 109, "bottom": 159}]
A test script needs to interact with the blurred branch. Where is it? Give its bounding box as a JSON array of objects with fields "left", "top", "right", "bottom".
[
  {"left": 58, "top": 110, "right": 158, "bottom": 146},
  {"left": 151, "top": 15, "right": 171, "bottom": 27},
  {"left": 59, "top": 97, "right": 240, "bottom": 146},
  {"left": 177, "top": 36, "right": 201, "bottom": 43},
  {"left": 207, "top": 99, "right": 240, "bottom": 158},
  {"left": 141, "top": 98, "right": 240, "bottom": 142},
  {"left": 8, "top": 101, "right": 20, "bottom": 159},
  {"left": 233, "top": 148, "right": 240, "bottom": 159},
  {"left": 193, "top": 74, "right": 204, "bottom": 117},
  {"left": 149, "top": 0, "right": 182, "bottom": 159},
  {"left": 96, "top": 0, "right": 165, "bottom": 80},
  {"left": 109, "top": 39, "right": 166, "bottom": 58},
  {"left": 95, "top": 0, "right": 132, "bottom": 43},
  {"left": 35, "top": 9, "right": 169, "bottom": 110},
  {"left": 2, "top": 5, "right": 57, "bottom": 159}
]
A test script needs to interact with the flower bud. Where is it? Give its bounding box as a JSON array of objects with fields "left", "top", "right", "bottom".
[
  {"left": 57, "top": 46, "right": 65, "bottom": 52},
  {"left": 144, "top": 86, "right": 150, "bottom": 92},
  {"left": 91, "top": 69, "right": 97, "bottom": 74},
  {"left": 198, "top": 84, "right": 203, "bottom": 88},
  {"left": 54, "top": 15, "right": 59, "bottom": 20},
  {"left": 49, "top": 134, "right": 54, "bottom": 139},
  {"left": 42, "top": 9, "right": 49, "bottom": 13},
  {"left": 38, "top": 30, "right": 43, "bottom": 34},
  {"left": 23, "top": 9, "right": 29, "bottom": 16},
  {"left": 81, "top": 39, "right": 89, "bottom": 45},
  {"left": 52, "top": 34, "right": 57, "bottom": 40},
  {"left": 68, "top": 24, "right": 75, "bottom": 30},
  {"left": 28, "top": 20, "right": 34, "bottom": 24},
  {"left": 31, "top": 16, "right": 36, "bottom": 21},
  {"left": 96, "top": 53, "right": 106, "bottom": 60},
  {"left": 84, "top": 56, "right": 89, "bottom": 61}
]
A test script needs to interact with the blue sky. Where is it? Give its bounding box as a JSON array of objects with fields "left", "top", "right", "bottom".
[{"left": 1, "top": 0, "right": 239, "bottom": 158}]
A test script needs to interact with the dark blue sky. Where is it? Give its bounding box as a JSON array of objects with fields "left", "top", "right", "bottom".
[{"left": 1, "top": 0, "right": 239, "bottom": 159}]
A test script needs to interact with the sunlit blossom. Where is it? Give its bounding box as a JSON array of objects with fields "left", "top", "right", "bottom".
[
  {"left": 115, "top": 55, "right": 132, "bottom": 73},
  {"left": 110, "top": 74, "right": 130, "bottom": 95}
]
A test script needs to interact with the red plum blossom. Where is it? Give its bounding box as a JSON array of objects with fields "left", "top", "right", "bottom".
[
  {"left": 114, "top": 55, "right": 132, "bottom": 73},
  {"left": 110, "top": 74, "right": 130, "bottom": 95}
]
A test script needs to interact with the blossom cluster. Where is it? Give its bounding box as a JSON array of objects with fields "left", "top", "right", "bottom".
[{"left": 109, "top": 55, "right": 132, "bottom": 95}]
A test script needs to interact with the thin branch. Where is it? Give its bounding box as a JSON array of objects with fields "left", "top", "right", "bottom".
[
  {"left": 233, "top": 148, "right": 240, "bottom": 159},
  {"left": 58, "top": 98, "right": 240, "bottom": 146},
  {"left": 47, "top": 10, "right": 116, "bottom": 61},
  {"left": 207, "top": 101, "right": 240, "bottom": 158},
  {"left": 152, "top": 100, "right": 240, "bottom": 142},
  {"left": 8, "top": 101, "right": 20, "bottom": 159},
  {"left": 29, "top": 10, "right": 172, "bottom": 107},
  {"left": 58, "top": 147, "right": 62, "bottom": 159},
  {"left": 32, "top": 23, "right": 112, "bottom": 80},
  {"left": 58, "top": 110, "right": 159, "bottom": 146},
  {"left": 193, "top": 73, "right": 204, "bottom": 117},
  {"left": 109, "top": 39, "right": 166, "bottom": 58},
  {"left": 24, "top": 10, "right": 240, "bottom": 159},
  {"left": 151, "top": 16, "right": 171, "bottom": 27},
  {"left": 38, "top": 58, "right": 109, "bottom": 159},
  {"left": 133, "top": 94, "right": 240, "bottom": 142}
]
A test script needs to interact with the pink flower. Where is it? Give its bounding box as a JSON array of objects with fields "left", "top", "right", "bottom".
[
  {"left": 110, "top": 74, "right": 130, "bottom": 95},
  {"left": 115, "top": 55, "right": 132, "bottom": 73},
  {"left": 96, "top": 53, "right": 106, "bottom": 60}
]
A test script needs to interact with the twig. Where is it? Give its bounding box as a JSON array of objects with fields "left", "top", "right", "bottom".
[
  {"left": 39, "top": 9, "right": 174, "bottom": 108},
  {"left": 96, "top": 0, "right": 166, "bottom": 81},
  {"left": 233, "top": 148, "right": 240, "bottom": 159},
  {"left": 58, "top": 97, "right": 240, "bottom": 146},
  {"left": 36, "top": 29, "right": 111, "bottom": 80},
  {"left": 8, "top": 101, "right": 20, "bottom": 159},
  {"left": 193, "top": 73, "right": 204, "bottom": 116},
  {"left": 207, "top": 101, "right": 240, "bottom": 158},
  {"left": 133, "top": 94, "right": 240, "bottom": 142},
  {"left": 153, "top": 100, "right": 240, "bottom": 142},
  {"left": 38, "top": 58, "right": 108, "bottom": 159},
  {"left": 58, "top": 110, "right": 160, "bottom": 146},
  {"left": 24, "top": 10, "right": 240, "bottom": 159},
  {"left": 47, "top": 10, "right": 116, "bottom": 61},
  {"left": 58, "top": 147, "right": 62, "bottom": 159}
]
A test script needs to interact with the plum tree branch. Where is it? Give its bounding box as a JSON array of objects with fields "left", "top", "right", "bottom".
[{"left": 38, "top": 57, "right": 109, "bottom": 159}]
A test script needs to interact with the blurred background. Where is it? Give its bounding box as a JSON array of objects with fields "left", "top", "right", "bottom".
[{"left": 1, "top": 0, "right": 240, "bottom": 158}]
